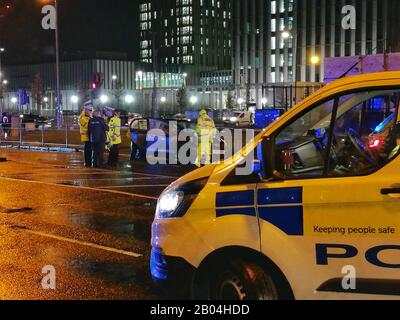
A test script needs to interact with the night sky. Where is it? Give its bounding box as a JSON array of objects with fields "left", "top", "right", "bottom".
[{"left": 1, "top": 0, "right": 140, "bottom": 65}]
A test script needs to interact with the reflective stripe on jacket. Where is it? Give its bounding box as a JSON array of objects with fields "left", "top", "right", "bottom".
[
  {"left": 108, "top": 116, "right": 122, "bottom": 145},
  {"left": 196, "top": 115, "right": 216, "bottom": 138}
]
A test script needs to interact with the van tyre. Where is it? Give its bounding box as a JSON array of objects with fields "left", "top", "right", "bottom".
[{"left": 210, "top": 260, "right": 279, "bottom": 300}]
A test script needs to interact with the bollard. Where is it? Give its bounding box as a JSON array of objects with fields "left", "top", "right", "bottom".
[
  {"left": 41, "top": 125, "right": 45, "bottom": 146},
  {"left": 19, "top": 125, "right": 22, "bottom": 146},
  {"left": 65, "top": 120, "right": 68, "bottom": 148}
]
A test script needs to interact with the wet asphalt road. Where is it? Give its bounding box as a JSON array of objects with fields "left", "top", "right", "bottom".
[{"left": 0, "top": 149, "right": 195, "bottom": 299}]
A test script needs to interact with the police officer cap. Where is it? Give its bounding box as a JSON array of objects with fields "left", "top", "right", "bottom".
[
  {"left": 83, "top": 100, "right": 94, "bottom": 111},
  {"left": 104, "top": 106, "right": 115, "bottom": 113}
]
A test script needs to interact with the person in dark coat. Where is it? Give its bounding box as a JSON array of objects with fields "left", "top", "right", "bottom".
[{"left": 88, "top": 110, "right": 109, "bottom": 168}]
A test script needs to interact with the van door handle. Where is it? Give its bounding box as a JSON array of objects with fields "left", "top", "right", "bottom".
[{"left": 381, "top": 188, "right": 400, "bottom": 195}]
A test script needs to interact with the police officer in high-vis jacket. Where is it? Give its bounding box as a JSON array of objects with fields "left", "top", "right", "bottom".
[
  {"left": 79, "top": 100, "right": 94, "bottom": 167},
  {"left": 195, "top": 109, "right": 216, "bottom": 167},
  {"left": 105, "top": 107, "right": 122, "bottom": 167}
]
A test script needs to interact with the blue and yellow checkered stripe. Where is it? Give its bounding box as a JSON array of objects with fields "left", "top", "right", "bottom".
[{"left": 216, "top": 187, "right": 304, "bottom": 236}]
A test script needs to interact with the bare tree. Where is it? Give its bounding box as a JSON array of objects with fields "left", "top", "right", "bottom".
[
  {"left": 77, "top": 80, "right": 91, "bottom": 106},
  {"left": 176, "top": 85, "right": 187, "bottom": 114},
  {"left": 31, "top": 73, "right": 45, "bottom": 114},
  {"left": 111, "top": 80, "right": 125, "bottom": 109},
  {"left": 226, "top": 87, "right": 235, "bottom": 110}
]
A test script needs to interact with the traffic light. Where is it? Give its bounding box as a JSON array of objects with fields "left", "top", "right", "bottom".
[
  {"left": 93, "top": 72, "right": 103, "bottom": 88},
  {"left": 0, "top": 2, "right": 13, "bottom": 17},
  {"left": 90, "top": 73, "right": 103, "bottom": 100}
]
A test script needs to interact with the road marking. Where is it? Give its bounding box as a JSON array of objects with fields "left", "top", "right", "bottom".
[
  {"left": 10, "top": 172, "right": 175, "bottom": 181},
  {"left": 97, "top": 184, "right": 169, "bottom": 189},
  {"left": 133, "top": 172, "right": 178, "bottom": 179},
  {"left": 57, "top": 177, "right": 135, "bottom": 182},
  {"left": 88, "top": 188, "right": 159, "bottom": 200},
  {"left": 24, "top": 230, "right": 143, "bottom": 258},
  {"left": 0, "top": 177, "right": 159, "bottom": 200},
  {"left": 17, "top": 171, "right": 133, "bottom": 176}
]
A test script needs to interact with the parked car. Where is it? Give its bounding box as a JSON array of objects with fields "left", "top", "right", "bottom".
[
  {"left": 222, "top": 110, "right": 254, "bottom": 127},
  {"left": 22, "top": 114, "right": 54, "bottom": 129},
  {"left": 129, "top": 117, "right": 196, "bottom": 162}
]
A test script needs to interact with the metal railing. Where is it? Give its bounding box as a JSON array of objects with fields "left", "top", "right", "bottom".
[
  {"left": 0, "top": 123, "right": 131, "bottom": 152},
  {"left": 0, "top": 125, "right": 82, "bottom": 150}
]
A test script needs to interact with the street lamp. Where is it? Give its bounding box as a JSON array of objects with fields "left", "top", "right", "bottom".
[
  {"left": 71, "top": 95, "right": 79, "bottom": 104},
  {"left": 100, "top": 95, "right": 109, "bottom": 104},
  {"left": 43, "top": 97, "right": 49, "bottom": 103},
  {"left": 237, "top": 98, "right": 244, "bottom": 108},
  {"left": 0, "top": 48, "right": 5, "bottom": 114},
  {"left": 136, "top": 71, "right": 144, "bottom": 113},
  {"left": 112, "top": 75, "right": 118, "bottom": 81},
  {"left": 311, "top": 55, "right": 320, "bottom": 65},
  {"left": 136, "top": 71, "right": 143, "bottom": 89},
  {"left": 38, "top": 0, "right": 61, "bottom": 126},
  {"left": 160, "top": 96, "right": 167, "bottom": 103},
  {"left": 183, "top": 73, "right": 188, "bottom": 87},
  {"left": 2, "top": 79, "right": 7, "bottom": 85},
  {"left": 11, "top": 97, "right": 17, "bottom": 104},
  {"left": 190, "top": 96, "right": 198, "bottom": 105},
  {"left": 124, "top": 94, "right": 134, "bottom": 104},
  {"left": 261, "top": 97, "right": 268, "bottom": 107},
  {"left": 282, "top": 31, "right": 290, "bottom": 39}
]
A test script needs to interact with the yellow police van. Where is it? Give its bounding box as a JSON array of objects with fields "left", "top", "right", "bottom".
[{"left": 151, "top": 72, "right": 400, "bottom": 300}]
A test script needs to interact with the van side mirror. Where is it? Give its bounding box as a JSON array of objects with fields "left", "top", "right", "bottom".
[{"left": 260, "top": 136, "right": 284, "bottom": 181}]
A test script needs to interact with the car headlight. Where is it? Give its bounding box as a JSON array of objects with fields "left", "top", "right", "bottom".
[
  {"left": 222, "top": 117, "right": 227, "bottom": 121},
  {"left": 155, "top": 178, "right": 208, "bottom": 219},
  {"left": 230, "top": 117, "right": 238, "bottom": 122}
]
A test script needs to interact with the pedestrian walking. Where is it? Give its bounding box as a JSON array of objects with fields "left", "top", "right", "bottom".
[
  {"left": 1, "top": 112, "right": 10, "bottom": 139},
  {"left": 79, "top": 101, "right": 94, "bottom": 167},
  {"left": 88, "top": 110, "right": 109, "bottom": 168}
]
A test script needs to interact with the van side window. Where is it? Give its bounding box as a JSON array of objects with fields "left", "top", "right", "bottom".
[
  {"left": 273, "top": 98, "right": 335, "bottom": 178},
  {"left": 271, "top": 89, "right": 400, "bottom": 180},
  {"left": 328, "top": 90, "right": 400, "bottom": 176}
]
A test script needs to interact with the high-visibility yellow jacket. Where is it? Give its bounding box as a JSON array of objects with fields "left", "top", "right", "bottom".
[
  {"left": 78, "top": 111, "right": 91, "bottom": 142},
  {"left": 108, "top": 116, "right": 122, "bottom": 145},
  {"left": 196, "top": 114, "right": 216, "bottom": 138}
]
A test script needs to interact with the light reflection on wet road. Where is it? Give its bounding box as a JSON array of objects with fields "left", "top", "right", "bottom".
[{"left": 0, "top": 149, "right": 195, "bottom": 299}]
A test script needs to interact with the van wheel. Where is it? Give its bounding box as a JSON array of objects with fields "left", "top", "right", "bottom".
[{"left": 210, "top": 260, "right": 279, "bottom": 300}]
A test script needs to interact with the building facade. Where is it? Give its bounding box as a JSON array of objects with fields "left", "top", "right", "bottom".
[
  {"left": 232, "top": 0, "right": 296, "bottom": 107},
  {"left": 296, "top": 0, "right": 400, "bottom": 83},
  {"left": 232, "top": 0, "right": 400, "bottom": 107},
  {"left": 139, "top": 0, "right": 232, "bottom": 70},
  {"left": 2, "top": 59, "right": 138, "bottom": 114}
]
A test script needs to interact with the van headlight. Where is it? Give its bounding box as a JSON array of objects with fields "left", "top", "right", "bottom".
[
  {"left": 230, "top": 117, "right": 238, "bottom": 123},
  {"left": 155, "top": 178, "right": 208, "bottom": 219},
  {"left": 157, "top": 190, "right": 184, "bottom": 218}
]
